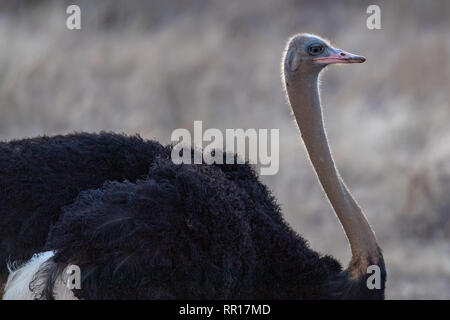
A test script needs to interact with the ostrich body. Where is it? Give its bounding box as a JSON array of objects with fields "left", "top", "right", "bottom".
[{"left": 3, "top": 34, "right": 386, "bottom": 299}]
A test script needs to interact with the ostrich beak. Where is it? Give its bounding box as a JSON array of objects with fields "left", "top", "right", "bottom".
[{"left": 314, "top": 49, "right": 366, "bottom": 64}]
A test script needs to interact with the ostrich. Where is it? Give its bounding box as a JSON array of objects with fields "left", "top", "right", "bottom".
[{"left": 3, "top": 34, "right": 386, "bottom": 299}]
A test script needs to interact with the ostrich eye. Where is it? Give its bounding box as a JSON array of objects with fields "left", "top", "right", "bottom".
[{"left": 308, "top": 44, "right": 325, "bottom": 56}]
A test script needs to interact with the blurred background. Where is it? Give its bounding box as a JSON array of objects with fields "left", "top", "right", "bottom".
[{"left": 0, "top": 0, "right": 449, "bottom": 299}]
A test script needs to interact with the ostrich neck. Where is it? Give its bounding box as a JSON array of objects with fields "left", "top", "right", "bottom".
[{"left": 286, "top": 72, "right": 381, "bottom": 277}]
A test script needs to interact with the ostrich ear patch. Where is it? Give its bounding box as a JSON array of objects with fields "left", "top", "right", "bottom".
[{"left": 286, "top": 49, "right": 301, "bottom": 72}]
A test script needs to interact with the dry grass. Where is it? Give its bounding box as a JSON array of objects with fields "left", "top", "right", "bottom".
[{"left": 0, "top": 0, "right": 449, "bottom": 299}]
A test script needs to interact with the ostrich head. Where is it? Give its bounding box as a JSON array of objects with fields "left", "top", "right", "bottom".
[{"left": 283, "top": 33, "right": 366, "bottom": 79}]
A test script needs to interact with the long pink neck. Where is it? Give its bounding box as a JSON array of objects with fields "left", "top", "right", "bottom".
[{"left": 286, "top": 72, "right": 381, "bottom": 277}]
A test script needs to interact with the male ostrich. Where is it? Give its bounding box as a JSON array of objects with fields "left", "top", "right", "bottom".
[{"left": 3, "top": 34, "right": 386, "bottom": 300}]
